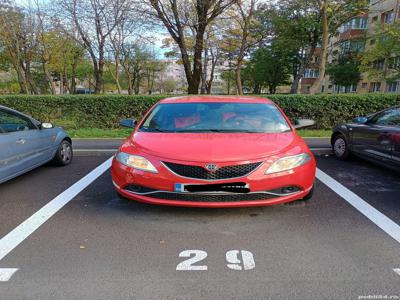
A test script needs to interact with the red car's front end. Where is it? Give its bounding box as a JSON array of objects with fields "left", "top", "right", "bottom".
[{"left": 111, "top": 96, "right": 316, "bottom": 208}]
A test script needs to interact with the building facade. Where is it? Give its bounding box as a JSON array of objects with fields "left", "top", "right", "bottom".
[{"left": 300, "top": 0, "right": 400, "bottom": 94}]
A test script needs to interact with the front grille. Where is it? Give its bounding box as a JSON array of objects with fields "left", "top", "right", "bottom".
[
  {"left": 162, "top": 161, "right": 262, "bottom": 180},
  {"left": 143, "top": 192, "right": 278, "bottom": 202}
]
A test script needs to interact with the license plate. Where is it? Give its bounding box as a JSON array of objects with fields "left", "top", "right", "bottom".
[{"left": 174, "top": 183, "right": 186, "bottom": 193}]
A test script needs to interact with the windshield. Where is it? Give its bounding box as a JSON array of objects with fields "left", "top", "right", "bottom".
[{"left": 139, "top": 102, "right": 291, "bottom": 133}]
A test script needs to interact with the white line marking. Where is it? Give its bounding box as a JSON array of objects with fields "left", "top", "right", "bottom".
[
  {"left": 394, "top": 269, "right": 400, "bottom": 277},
  {"left": 0, "top": 268, "right": 18, "bottom": 282},
  {"left": 0, "top": 157, "right": 113, "bottom": 262},
  {"left": 316, "top": 168, "right": 400, "bottom": 244}
]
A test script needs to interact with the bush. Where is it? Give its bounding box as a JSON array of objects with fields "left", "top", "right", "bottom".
[{"left": 0, "top": 94, "right": 399, "bottom": 130}]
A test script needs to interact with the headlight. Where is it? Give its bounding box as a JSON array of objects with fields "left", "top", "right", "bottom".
[
  {"left": 265, "top": 153, "right": 311, "bottom": 174},
  {"left": 115, "top": 152, "right": 158, "bottom": 173}
]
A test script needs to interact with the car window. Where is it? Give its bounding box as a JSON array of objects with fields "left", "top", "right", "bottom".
[
  {"left": 0, "top": 110, "right": 37, "bottom": 133},
  {"left": 140, "top": 102, "right": 291, "bottom": 133},
  {"left": 369, "top": 108, "right": 400, "bottom": 126}
]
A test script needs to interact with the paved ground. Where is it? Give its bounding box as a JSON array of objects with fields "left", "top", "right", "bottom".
[{"left": 0, "top": 148, "right": 399, "bottom": 299}]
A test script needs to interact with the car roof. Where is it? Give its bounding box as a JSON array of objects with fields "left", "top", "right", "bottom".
[{"left": 159, "top": 96, "right": 274, "bottom": 104}]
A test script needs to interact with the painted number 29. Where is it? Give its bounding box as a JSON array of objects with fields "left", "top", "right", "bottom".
[
  {"left": 176, "top": 250, "right": 255, "bottom": 271},
  {"left": 176, "top": 250, "right": 208, "bottom": 271},
  {"left": 226, "top": 250, "right": 255, "bottom": 271}
]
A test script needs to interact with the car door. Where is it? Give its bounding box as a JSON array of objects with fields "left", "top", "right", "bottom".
[
  {"left": 0, "top": 109, "right": 43, "bottom": 181},
  {"left": 384, "top": 108, "right": 400, "bottom": 166},
  {"left": 351, "top": 109, "right": 396, "bottom": 162},
  {"left": 0, "top": 124, "right": 14, "bottom": 183}
]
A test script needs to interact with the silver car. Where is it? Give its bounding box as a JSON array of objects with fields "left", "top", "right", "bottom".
[{"left": 0, "top": 105, "right": 73, "bottom": 184}]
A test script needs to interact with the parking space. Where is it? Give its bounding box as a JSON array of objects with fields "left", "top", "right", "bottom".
[
  {"left": 0, "top": 153, "right": 399, "bottom": 299},
  {"left": 0, "top": 155, "right": 110, "bottom": 237}
]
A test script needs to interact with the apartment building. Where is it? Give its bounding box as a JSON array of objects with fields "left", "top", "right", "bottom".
[
  {"left": 300, "top": 0, "right": 400, "bottom": 94},
  {"left": 156, "top": 59, "right": 232, "bottom": 94}
]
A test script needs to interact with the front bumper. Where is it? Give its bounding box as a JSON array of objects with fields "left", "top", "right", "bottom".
[{"left": 111, "top": 155, "right": 316, "bottom": 208}]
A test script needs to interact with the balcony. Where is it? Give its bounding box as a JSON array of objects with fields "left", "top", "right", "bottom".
[
  {"left": 301, "top": 78, "right": 317, "bottom": 85},
  {"left": 339, "top": 29, "right": 367, "bottom": 41}
]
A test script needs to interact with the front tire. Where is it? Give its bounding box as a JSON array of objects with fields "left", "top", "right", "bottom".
[
  {"left": 53, "top": 140, "right": 73, "bottom": 166},
  {"left": 332, "top": 134, "right": 351, "bottom": 161}
]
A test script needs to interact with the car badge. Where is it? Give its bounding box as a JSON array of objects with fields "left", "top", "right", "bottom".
[{"left": 204, "top": 163, "right": 219, "bottom": 172}]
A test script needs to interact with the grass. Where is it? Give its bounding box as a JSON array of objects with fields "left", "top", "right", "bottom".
[
  {"left": 67, "top": 128, "right": 332, "bottom": 138},
  {"left": 297, "top": 129, "right": 331, "bottom": 138}
]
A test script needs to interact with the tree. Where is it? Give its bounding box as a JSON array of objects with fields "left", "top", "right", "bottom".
[
  {"left": 361, "top": 21, "right": 400, "bottom": 83},
  {"left": 0, "top": 1, "right": 39, "bottom": 94},
  {"left": 258, "top": 1, "right": 321, "bottom": 94},
  {"left": 58, "top": 0, "right": 132, "bottom": 94},
  {"left": 231, "top": 0, "right": 259, "bottom": 95},
  {"left": 243, "top": 45, "right": 291, "bottom": 94},
  {"left": 327, "top": 58, "right": 361, "bottom": 89},
  {"left": 147, "top": 0, "right": 236, "bottom": 94},
  {"left": 116, "top": 43, "right": 153, "bottom": 94},
  {"left": 220, "top": 69, "right": 236, "bottom": 95},
  {"left": 143, "top": 58, "right": 165, "bottom": 94},
  {"left": 309, "top": 0, "right": 368, "bottom": 94}
]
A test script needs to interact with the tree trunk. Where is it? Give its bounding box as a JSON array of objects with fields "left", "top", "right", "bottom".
[
  {"left": 24, "top": 62, "right": 38, "bottom": 94},
  {"left": 94, "top": 60, "right": 104, "bottom": 94},
  {"left": 309, "top": 2, "right": 328, "bottom": 95},
  {"left": 235, "top": 59, "right": 243, "bottom": 95},
  {"left": 134, "top": 74, "right": 140, "bottom": 94},
  {"left": 60, "top": 74, "right": 64, "bottom": 95},
  {"left": 201, "top": 34, "right": 209, "bottom": 94},
  {"left": 188, "top": 19, "right": 207, "bottom": 94},
  {"left": 13, "top": 62, "right": 28, "bottom": 94},
  {"left": 71, "top": 61, "right": 77, "bottom": 94},
  {"left": 115, "top": 70, "right": 122, "bottom": 94},
  {"left": 43, "top": 64, "right": 56, "bottom": 95}
]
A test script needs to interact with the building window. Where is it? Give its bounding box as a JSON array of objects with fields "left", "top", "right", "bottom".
[
  {"left": 387, "top": 82, "right": 399, "bottom": 93},
  {"left": 373, "top": 59, "right": 385, "bottom": 70},
  {"left": 304, "top": 69, "right": 319, "bottom": 78},
  {"left": 370, "top": 82, "right": 381, "bottom": 92},
  {"left": 340, "top": 17, "right": 368, "bottom": 32},
  {"left": 340, "top": 40, "right": 365, "bottom": 53},
  {"left": 389, "top": 56, "right": 400, "bottom": 69},
  {"left": 382, "top": 10, "right": 395, "bottom": 24},
  {"left": 334, "top": 85, "right": 357, "bottom": 93},
  {"left": 362, "top": 82, "right": 368, "bottom": 89}
]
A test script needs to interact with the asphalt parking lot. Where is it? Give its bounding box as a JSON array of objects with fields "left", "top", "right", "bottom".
[{"left": 0, "top": 142, "right": 400, "bottom": 299}]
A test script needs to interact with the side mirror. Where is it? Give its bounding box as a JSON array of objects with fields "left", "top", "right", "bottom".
[
  {"left": 41, "top": 122, "right": 54, "bottom": 129},
  {"left": 353, "top": 116, "right": 368, "bottom": 124},
  {"left": 294, "top": 119, "right": 315, "bottom": 129},
  {"left": 119, "top": 119, "right": 137, "bottom": 128}
]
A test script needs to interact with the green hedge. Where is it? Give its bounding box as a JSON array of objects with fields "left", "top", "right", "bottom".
[{"left": 0, "top": 94, "right": 399, "bottom": 130}]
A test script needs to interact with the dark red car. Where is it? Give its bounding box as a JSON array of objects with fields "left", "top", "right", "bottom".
[{"left": 111, "top": 96, "right": 316, "bottom": 208}]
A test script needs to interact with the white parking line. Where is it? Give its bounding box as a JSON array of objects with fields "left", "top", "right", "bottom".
[
  {"left": 0, "top": 157, "right": 113, "bottom": 262},
  {"left": 316, "top": 168, "right": 400, "bottom": 244},
  {"left": 0, "top": 268, "right": 18, "bottom": 282}
]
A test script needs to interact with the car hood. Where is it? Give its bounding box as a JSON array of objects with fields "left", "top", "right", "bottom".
[{"left": 122, "top": 132, "right": 305, "bottom": 163}]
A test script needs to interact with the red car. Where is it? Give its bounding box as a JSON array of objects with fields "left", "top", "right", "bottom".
[{"left": 111, "top": 96, "right": 316, "bottom": 208}]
